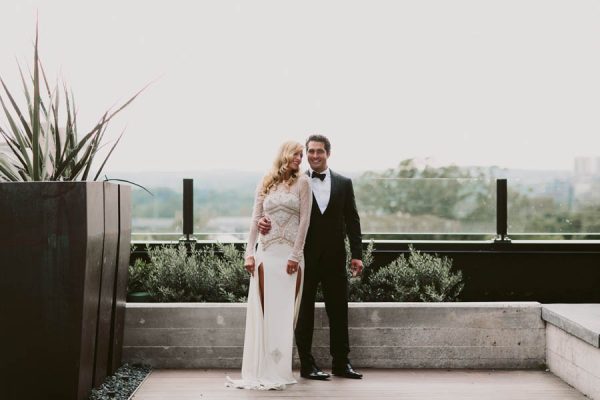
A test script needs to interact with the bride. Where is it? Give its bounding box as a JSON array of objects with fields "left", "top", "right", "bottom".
[{"left": 226, "top": 141, "right": 312, "bottom": 390}]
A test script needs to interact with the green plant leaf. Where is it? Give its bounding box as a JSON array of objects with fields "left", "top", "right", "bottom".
[
  {"left": 81, "top": 119, "right": 108, "bottom": 180},
  {"left": 0, "top": 154, "right": 21, "bottom": 181},
  {"left": 16, "top": 61, "right": 33, "bottom": 122},
  {"left": 52, "top": 117, "right": 105, "bottom": 179},
  {"left": 0, "top": 95, "right": 32, "bottom": 174},
  {"left": 39, "top": 62, "right": 62, "bottom": 177},
  {"left": 1, "top": 24, "right": 146, "bottom": 182},
  {"left": 93, "top": 128, "right": 125, "bottom": 181},
  {"left": 0, "top": 77, "right": 34, "bottom": 145},
  {"left": 31, "top": 25, "right": 41, "bottom": 180}
]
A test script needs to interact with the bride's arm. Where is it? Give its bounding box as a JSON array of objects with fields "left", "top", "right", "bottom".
[
  {"left": 245, "top": 181, "right": 264, "bottom": 260},
  {"left": 289, "top": 175, "right": 312, "bottom": 263}
]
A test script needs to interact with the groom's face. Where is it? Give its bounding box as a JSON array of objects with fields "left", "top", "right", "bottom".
[{"left": 307, "top": 140, "right": 329, "bottom": 173}]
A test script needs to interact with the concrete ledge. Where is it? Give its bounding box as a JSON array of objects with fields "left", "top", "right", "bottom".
[
  {"left": 542, "top": 304, "right": 600, "bottom": 347},
  {"left": 123, "top": 302, "right": 545, "bottom": 369},
  {"left": 542, "top": 304, "right": 600, "bottom": 400}
]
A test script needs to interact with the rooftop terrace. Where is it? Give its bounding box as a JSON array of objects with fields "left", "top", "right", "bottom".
[{"left": 131, "top": 369, "right": 586, "bottom": 400}]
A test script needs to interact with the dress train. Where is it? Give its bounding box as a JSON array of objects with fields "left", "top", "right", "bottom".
[{"left": 226, "top": 243, "right": 303, "bottom": 390}]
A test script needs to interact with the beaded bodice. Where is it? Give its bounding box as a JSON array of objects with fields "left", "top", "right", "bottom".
[{"left": 246, "top": 174, "right": 312, "bottom": 262}]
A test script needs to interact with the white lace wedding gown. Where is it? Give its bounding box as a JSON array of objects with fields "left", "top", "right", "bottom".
[{"left": 226, "top": 174, "right": 312, "bottom": 390}]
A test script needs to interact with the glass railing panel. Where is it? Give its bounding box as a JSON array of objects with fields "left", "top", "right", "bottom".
[
  {"left": 131, "top": 184, "right": 255, "bottom": 242},
  {"left": 508, "top": 177, "right": 600, "bottom": 239},
  {"left": 354, "top": 176, "right": 495, "bottom": 239},
  {"left": 131, "top": 187, "right": 182, "bottom": 236},
  {"left": 130, "top": 175, "right": 600, "bottom": 241}
]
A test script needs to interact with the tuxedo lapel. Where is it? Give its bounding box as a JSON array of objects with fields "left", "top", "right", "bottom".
[
  {"left": 311, "top": 193, "right": 322, "bottom": 215},
  {"left": 325, "top": 170, "right": 339, "bottom": 216}
]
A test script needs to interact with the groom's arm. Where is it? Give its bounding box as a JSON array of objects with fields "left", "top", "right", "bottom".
[{"left": 343, "top": 177, "right": 362, "bottom": 261}]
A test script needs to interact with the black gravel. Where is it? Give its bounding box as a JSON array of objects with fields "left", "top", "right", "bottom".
[{"left": 89, "top": 363, "right": 151, "bottom": 400}]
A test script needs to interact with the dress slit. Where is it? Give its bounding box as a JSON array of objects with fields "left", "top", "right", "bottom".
[
  {"left": 226, "top": 175, "right": 311, "bottom": 391},
  {"left": 257, "top": 263, "right": 265, "bottom": 313},
  {"left": 226, "top": 243, "right": 302, "bottom": 390}
]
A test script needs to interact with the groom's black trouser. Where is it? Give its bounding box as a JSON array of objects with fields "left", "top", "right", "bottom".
[{"left": 295, "top": 250, "right": 349, "bottom": 365}]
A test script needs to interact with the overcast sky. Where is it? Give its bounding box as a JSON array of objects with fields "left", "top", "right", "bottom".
[{"left": 1, "top": 0, "right": 600, "bottom": 174}]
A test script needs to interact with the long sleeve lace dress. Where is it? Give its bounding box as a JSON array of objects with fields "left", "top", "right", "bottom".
[{"left": 226, "top": 174, "right": 312, "bottom": 390}]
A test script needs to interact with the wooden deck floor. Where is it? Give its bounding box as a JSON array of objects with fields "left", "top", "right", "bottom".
[{"left": 131, "top": 369, "right": 586, "bottom": 399}]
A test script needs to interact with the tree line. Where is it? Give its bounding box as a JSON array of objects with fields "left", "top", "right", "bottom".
[{"left": 131, "top": 160, "right": 600, "bottom": 238}]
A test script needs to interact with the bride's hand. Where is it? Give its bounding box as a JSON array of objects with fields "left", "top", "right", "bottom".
[
  {"left": 244, "top": 256, "right": 256, "bottom": 276},
  {"left": 286, "top": 260, "right": 299, "bottom": 275}
]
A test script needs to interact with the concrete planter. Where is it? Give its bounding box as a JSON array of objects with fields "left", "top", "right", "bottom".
[
  {"left": 123, "top": 302, "right": 545, "bottom": 369},
  {"left": 0, "top": 182, "right": 131, "bottom": 400}
]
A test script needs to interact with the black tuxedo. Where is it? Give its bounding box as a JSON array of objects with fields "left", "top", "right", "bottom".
[{"left": 295, "top": 169, "right": 362, "bottom": 365}]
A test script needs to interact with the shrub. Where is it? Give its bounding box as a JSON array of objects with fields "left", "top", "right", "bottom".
[
  {"left": 347, "top": 239, "right": 375, "bottom": 301},
  {"left": 127, "top": 242, "right": 464, "bottom": 303},
  {"left": 136, "top": 243, "right": 248, "bottom": 302},
  {"left": 365, "top": 245, "right": 463, "bottom": 302},
  {"left": 128, "top": 258, "right": 152, "bottom": 294}
]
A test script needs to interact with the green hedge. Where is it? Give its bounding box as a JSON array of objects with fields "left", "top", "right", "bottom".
[
  {"left": 128, "top": 243, "right": 248, "bottom": 302},
  {"left": 128, "top": 242, "right": 463, "bottom": 302}
]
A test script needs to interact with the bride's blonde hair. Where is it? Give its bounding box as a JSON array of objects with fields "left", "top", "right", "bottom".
[{"left": 261, "top": 141, "right": 304, "bottom": 195}]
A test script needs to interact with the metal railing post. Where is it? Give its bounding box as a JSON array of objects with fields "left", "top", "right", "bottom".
[
  {"left": 495, "top": 178, "right": 510, "bottom": 242},
  {"left": 181, "top": 178, "right": 196, "bottom": 243}
]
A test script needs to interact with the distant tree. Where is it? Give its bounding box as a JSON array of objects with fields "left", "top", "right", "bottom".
[
  {"left": 354, "top": 159, "right": 598, "bottom": 238},
  {"left": 128, "top": 161, "right": 600, "bottom": 238},
  {"left": 355, "top": 159, "right": 494, "bottom": 233},
  {"left": 132, "top": 187, "right": 181, "bottom": 218},
  {"left": 567, "top": 204, "right": 600, "bottom": 238}
]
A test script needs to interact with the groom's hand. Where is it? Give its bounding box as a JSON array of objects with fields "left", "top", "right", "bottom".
[
  {"left": 244, "top": 256, "right": 256, "bottom": 276},
  {"left": 286, "top": 260, "right": 299, "bottom": 275},
  {"left": 350, "top": 259, "right": 363, "bottom": 277},
  {"left": 258, "top": 216, "right": 272, "bottom": 235}
]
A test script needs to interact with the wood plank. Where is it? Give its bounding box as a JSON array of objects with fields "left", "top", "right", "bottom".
[{"left": 131, "top": 369, "right": 587, "bottom": 400}]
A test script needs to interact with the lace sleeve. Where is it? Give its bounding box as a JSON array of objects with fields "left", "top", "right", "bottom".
[
  {"left": 245, "top": 181, "right": 264, "bottom": 259},
  {"left": 289, "top": 175, "right": 312, "bottom": 263}
]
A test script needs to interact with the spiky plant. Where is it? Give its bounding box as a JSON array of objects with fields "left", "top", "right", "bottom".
[{"left": 0, "top": 26, "right": 144, "bottom": 182}]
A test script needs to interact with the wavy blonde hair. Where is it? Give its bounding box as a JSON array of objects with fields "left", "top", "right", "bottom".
[{"left": 261, "top": 141, "right": 304, "bottom": 195}]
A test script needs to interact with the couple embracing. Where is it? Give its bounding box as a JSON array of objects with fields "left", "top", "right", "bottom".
[{"left": 226, "top": 135, "right": 364, "bottom": 390}]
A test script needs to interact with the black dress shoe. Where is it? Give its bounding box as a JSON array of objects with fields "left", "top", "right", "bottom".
[
  {"left": 300, "top": 361, "right": 331, "bottom": 380},
  {"left": 332, "top": 362, "right": 363, "bottom": 379}
]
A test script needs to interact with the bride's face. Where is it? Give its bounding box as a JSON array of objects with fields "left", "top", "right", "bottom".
[{"left": 287, "top": 150, "right": 303, "bottom": 172}]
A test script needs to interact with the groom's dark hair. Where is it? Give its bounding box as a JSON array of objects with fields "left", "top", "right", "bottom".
[{"left": 306, "top": 134, "right": 331, "bottom": 155}]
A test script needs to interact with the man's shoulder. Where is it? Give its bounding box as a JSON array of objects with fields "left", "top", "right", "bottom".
[{"left": 330, "top": 170, "right": 352, "bottom": 183}]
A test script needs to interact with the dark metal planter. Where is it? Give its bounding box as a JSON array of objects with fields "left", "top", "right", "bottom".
[{"left": 0, "top": 182, "right": 131, "bottom": 400}]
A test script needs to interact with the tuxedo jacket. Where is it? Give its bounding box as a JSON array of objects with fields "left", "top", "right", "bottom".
[{"left": 304, "top": 170, "right": 362, "bottom": 263}]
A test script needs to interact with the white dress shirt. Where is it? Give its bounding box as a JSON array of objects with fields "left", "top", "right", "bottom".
[{"left": 309, "top": 168, "right": 331, "bottom": 214}]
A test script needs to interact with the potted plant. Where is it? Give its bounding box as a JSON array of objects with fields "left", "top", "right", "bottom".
[{"left": 0, "top": 27, "right": 144, "bottom": 400}]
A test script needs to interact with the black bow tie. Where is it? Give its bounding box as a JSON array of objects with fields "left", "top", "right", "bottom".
[{"left": 311, "top": 171, "right": 326, "bottom": 181}]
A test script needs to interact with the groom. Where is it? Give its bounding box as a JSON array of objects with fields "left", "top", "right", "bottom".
[{"left": 259, "top": 134, "right": 364, "bottom": 380}]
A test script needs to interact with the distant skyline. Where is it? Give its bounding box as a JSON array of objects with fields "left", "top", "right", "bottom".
[{"left": 1, "top": 1, "right": 600, "bottom": 174}]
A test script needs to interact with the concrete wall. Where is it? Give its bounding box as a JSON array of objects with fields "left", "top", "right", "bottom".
[
  {"left": 543, "top": 304, "right": 600, "bottom": 400},
  {"left": 546, "top": 325, "right": 600, "bottom": 400},
  {"left": 123, "top": 302, "right": 545, "bottom": 369}
]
